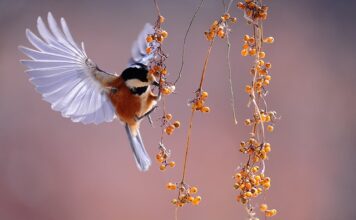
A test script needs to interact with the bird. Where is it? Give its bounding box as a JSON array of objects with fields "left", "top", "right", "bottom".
[{"left": 19, "top": 12, "right": 161, "bottom": 171}]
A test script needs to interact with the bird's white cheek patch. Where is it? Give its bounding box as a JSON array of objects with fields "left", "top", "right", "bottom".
[{"left": 125, "top": 79, "right": 149, "bottom": 88}]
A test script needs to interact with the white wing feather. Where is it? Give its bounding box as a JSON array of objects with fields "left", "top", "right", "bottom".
[
  {"left": 129, "top": 23, "right": 155, "bottom": 66},
  {"left": 19, "top": 12, "right": 116, "bottom": 124}
]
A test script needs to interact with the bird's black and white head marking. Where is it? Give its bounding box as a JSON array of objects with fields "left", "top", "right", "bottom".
[{"left": 121, "top": 63, "right": 153, "bottom": 95}]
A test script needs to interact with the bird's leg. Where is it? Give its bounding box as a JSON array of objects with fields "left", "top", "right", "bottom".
[{"left": 135, "top": 105, "right": 158, "bottom": 121}]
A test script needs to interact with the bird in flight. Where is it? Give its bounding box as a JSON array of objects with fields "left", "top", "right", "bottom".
[{"left": 19, "top": 12, "right": 161, "bottom": 171}]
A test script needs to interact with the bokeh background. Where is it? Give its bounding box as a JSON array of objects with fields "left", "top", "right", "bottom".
[{"left": 1, "top": 0, "right": 356, "bottom": 219}]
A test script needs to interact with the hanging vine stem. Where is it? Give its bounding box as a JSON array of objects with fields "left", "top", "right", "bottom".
[
  {"left": 166, "top": 5, "right": 238, "bottom": 211},
  {"left": 181, "top": 39, "right": 215, "bottom": 183},
  {"left": 148, "top": 0, "right": 179, "bottom": 171},
  {"left": 174, "top": 0, "right": 205, "bottom": 85},
  {"left": 234, "top": 1, "right": 278, "bottom": 219}
]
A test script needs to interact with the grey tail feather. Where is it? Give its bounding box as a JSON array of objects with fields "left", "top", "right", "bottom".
[{"left": 125, "top": 124, "right": 151, "bottom": 171}]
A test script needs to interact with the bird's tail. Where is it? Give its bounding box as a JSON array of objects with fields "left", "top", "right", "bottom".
[{"left": 125, "top": 123, "right": 151, "bottom": 171}]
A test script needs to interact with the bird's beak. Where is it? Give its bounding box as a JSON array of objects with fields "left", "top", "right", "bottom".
[{"left": 152, "top": 81, "right": 159, "bottom": 87}]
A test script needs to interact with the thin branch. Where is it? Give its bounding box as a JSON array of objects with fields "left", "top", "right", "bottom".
[
  {"left": 226, "top": 32, "right": 238, "bottom": 124},
  {"left": 174, "top": 0, "right": 205, "bottom": 85}
]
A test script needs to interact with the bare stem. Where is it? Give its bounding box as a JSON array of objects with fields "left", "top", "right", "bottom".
[
  {"left": 174, "top": 0, "right": 205, "bottom": 85},
  {"left": 226, "top": 33, "right": 238, "bottom": 125}
]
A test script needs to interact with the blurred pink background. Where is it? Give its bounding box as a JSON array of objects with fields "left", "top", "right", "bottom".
[{"left": 1, "top": 0, "right": 355, "bottom": 219}]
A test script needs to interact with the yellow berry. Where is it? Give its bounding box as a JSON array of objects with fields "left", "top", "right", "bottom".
[
  {"left": 267, "top": 125, "right": 274, "bottom": 132},
  {"left": 190, "top": 186, "right": 198, "bottom": 194},
  {"left": 165, "top": 114, "right": 173, "bottom": 120},
  {"left": 171, "top": 199, "right": 178, "bottom": 204},
  {"left": 161, "top": 30, "right": 168, "bottom": 38},
  {"left": 265, "top": 75, "right": 272, "bottom": 81},
  {"left": 156, "top": 154, "right": 164, "bottom": 163},
  {"left": 166, "top": 182, "right": 177, "bottom": 190},
  {"left": 169, "top": 161, "right": 176, "bottom": 168},
  {"left": 201, "top": 106, "right": 210, "bottom": 113},
  {"left": 264, "top": 143, "right": 271, "bottom": 152},
  {"left": 162, "top": 87, "right": 172, "bottom": 95},
  {"left": 264, "top": 79, "right": 270, "bottom": 85},
  {"left": 259, "top": 51, "right": 266, "bottom": 58},
  {"left": 265, "top": 209, "right": 277, "bottom": 217},
  {"left": 251, "top": 166, "right": 259, "bottom": 172},
  {"left": 192, "top": 196, "right": 201, "bottom": 205},
  {"left": 201, "top": 91, "right": 208, "bottom": 99},
  {"left": 159, "top": 15, "right": 165, "bottom": 23},
  {"left": 260, "top": 204, "right": 268, "bottom": 212},
  {"left": 244, "top": 119, "right": 252, "bottom": 125},
  {"left": 231, "top": 17, "right": 237, "bottom": 23},
  {"left": 245, "top": 192, "right": 253, "bottom": 197},
  {"left": 243, "top": 34, "right": 250, "bottom": 41},
  {"left": 161, "top": 69, "right": 167, "bottom": 75},
  {"left": 160, "top": 164, "right": 166, "bottom": 171},
  {"left": 264, "top": 36, "right": 275, "bottom": 44}
]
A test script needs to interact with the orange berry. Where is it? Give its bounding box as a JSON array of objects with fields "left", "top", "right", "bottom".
[
  {"left": 241, "top": 49, "right": 248, "bottom": 56},
  {"left": 260, "top": 204, "right": 268, "bottom": 212},
  {"left": 145, "top": 47, "right": 152, "bottom": 54},
  {"left": 230, "top": 17, "right": 237, "bottom": 23},
  {"left": 201, "top": 106, "right": 210, "bottom": 113},
  {"left": 166, "top": 182, "right": 177, "bottom": 190},
  {"left": 237, "top": 2, "right": 245, "bottom": 9},
  {"left": 249, "top": 48, "right": 257, "bottom": 56},
  {"left": 161, "top": 69, "right": 167, "bottom": 75},
  {"left": 168, "top": 161, "right": 176, "bottom": 168},
  {"left": 265, "top": 62, "right": 272, "bottom": 69},
  {"left": 165, "top": 114, "right": 173, "bottom": 120},
  {"left": 190, "top": 186, "right": 198, "bottom": 194},
  {"left": 245, "top": 85, "right": 252, "bottom": 94},
  {"left": 243, "top": 34, "right": 250, "bottom": 41},
  {"left": 161, "top": 30, "right": 168, "bottom": 38},
  {"left": 265, "top": 75, "right": 272, "bottom": 81},
  {"left": 267, "top": 125, "right": 274, "bottom": 132},
  {"left": 173, "top": 121, "right": 181, "bottom": 128},
  {"left": 159, "top": 15, "right": 165, "bottom": 23},
  {"left": 146, "top": 35, "right": 153, "bottom": 43},
  {"left": 162, "top": 87, "right": 171, "bottom": 95},
  {"left": 160, "top": 164, "right": 166, "bottom": 171},
  {"left": 259, "top": 51, "right": 266, "bottom": 58},
  {"left": 192, "top": 196, "right": 201, "bottom": 205},
  {"left": 223, "top": 13, "right": 231, "bottom": 20},
  {"left": 217, "top": 29, "right": 225, "bottom": 38},
  {"left": 264, "top": 143, "right": 271, "bottom": 152},
  {"left": 201, "top": 91, "right": 208, "bottom": 99},
  {"left": 264, "top": 79, "right": 270, "bottom": 85},
  {"left": 264, "top": 36, "right": 275, "bottom": 44}
]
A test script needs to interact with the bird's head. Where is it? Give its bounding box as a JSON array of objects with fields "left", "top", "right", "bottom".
[{"left": 121, "top": 64, "right": 158, "bottom": 90}]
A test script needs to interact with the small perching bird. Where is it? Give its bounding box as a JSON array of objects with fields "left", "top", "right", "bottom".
[{"left": 19, "top": 12, "right": 161, "bottom": 171}]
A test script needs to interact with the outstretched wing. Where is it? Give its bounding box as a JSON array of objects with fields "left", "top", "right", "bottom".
[
  {"left": 128, "top": 23, "right": 155, "bottom": 67},
  {"left": 19, "top": 12, "right": 117, "bottom": 125}
]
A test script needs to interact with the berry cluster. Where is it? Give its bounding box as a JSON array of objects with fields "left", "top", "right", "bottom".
[
  {"left": 237, "top": 0, "right": 269, "bottom": 21},
  {"left": 156, "top": 143, "right": 176, "bottom": 171},
  {"left": 191, "top": 91, "right": 210, "bottom": 113},
  {"left": 204, "top": 13, "right": 237, "bottom": 41},
  {"left": 162, "top": 113, "right": 181, "bottom": 135},
  {"left": 235, "top": 0, "right": 278, "bottom": 219},
  {"left": 166, "top": 182, "right": 201, "bottom": 207}
]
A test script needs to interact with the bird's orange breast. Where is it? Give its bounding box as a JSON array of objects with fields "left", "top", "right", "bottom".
[{"left": 107, "top": 77, "right": 141, "bottom": 125}]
